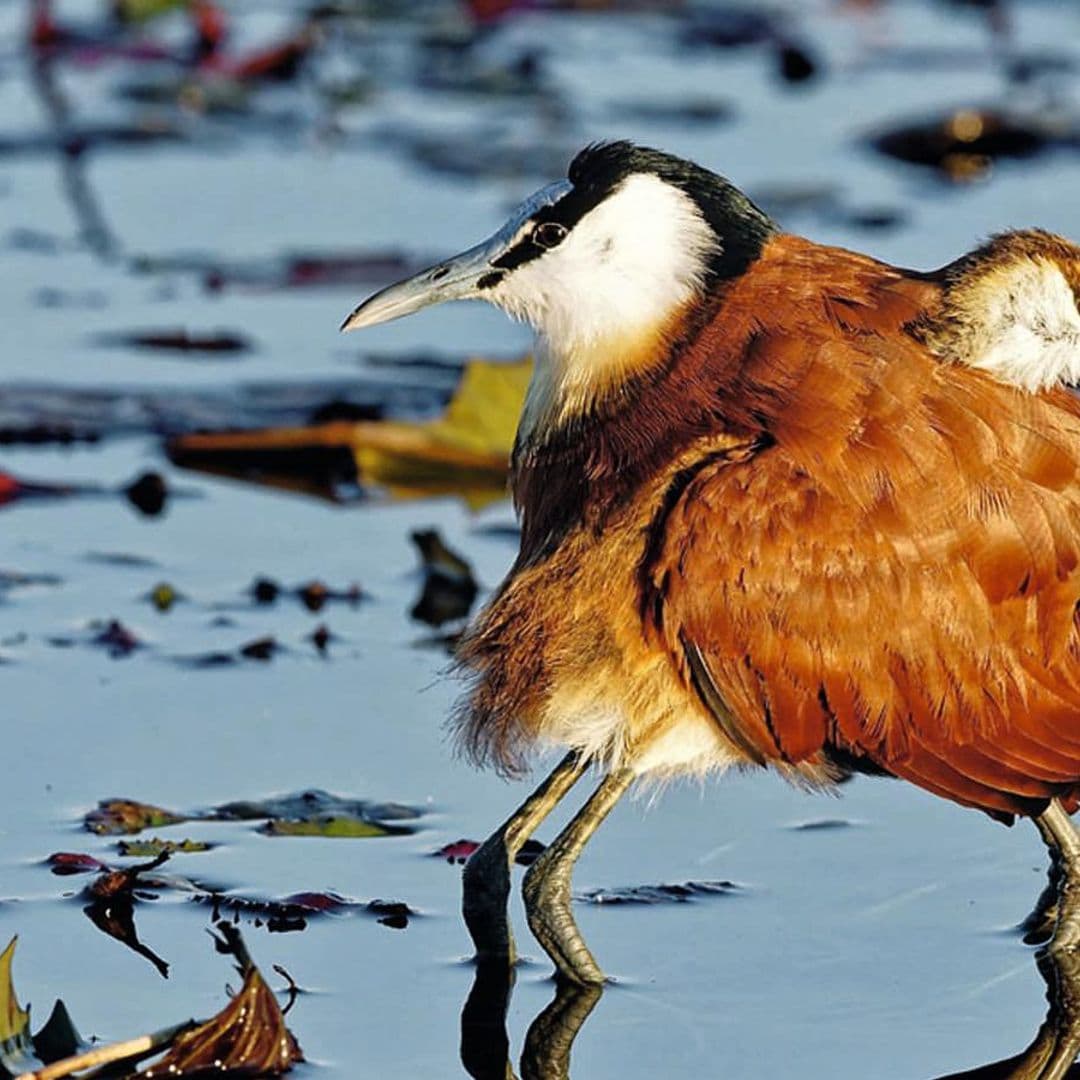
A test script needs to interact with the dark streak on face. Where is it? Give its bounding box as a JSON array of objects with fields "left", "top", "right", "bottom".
[
  {"left": 491, "top": 141, "right": 778, "bottom": 284},
  {"left": 476, "top": 271, "right": 505, "bottom": 291}
]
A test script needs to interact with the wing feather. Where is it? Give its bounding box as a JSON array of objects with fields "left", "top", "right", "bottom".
[{"left": 645, "top": 308, "right": 1080, "bottom": 820}]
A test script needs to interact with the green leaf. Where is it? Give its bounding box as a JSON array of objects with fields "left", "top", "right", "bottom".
[
  {"left": 115, "top": 838, "right": 213, "bottom": 857},
  {"left": 261, "top": 815, "right": 392, "bottom": 838}
]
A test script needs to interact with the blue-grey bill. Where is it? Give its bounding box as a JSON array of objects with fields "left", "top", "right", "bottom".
[{"left": 339, "top": 179, "right": 572, "bottom": 332}]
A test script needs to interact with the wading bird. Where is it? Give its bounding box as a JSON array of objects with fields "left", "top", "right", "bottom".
[{"left": 343, "top": 142, "right": 1080, "bottom": 986}]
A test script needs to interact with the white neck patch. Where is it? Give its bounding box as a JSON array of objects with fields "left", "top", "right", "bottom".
[
  {"left": 957, "top": 259, "right": 1080, "bottom": 391},
  {"left": 488, "top": 173, "right": 718, "bottom": 436}
]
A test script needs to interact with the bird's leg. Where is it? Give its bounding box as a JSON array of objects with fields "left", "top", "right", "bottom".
[
  {"left": 1035, "top": 800, "right": 1080, "bottom": 955},
  {"left": 523, "top": 766, "right": 635, "bottom": 986},
  {"left": 520, "top": 980, "right": 603, "bottom": 1080},
  {"left": 464, "top": 750, "right": 589, "bottom": 963}
]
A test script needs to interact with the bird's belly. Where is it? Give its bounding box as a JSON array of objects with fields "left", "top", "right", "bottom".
[
  {"left": 460, "top": 514, "right": 746, "bottom": 779},
  {"left": 538, "top": 648, "right": 743, "bottom": 779}
]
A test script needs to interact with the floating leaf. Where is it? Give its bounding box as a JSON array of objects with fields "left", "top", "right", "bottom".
[
  {"left": 436, "top": 838, "right": 544, "bottom": 866},
  {"left": 85, "top": 800, "right": 186, "bottom": 836},
  {"left": 46, "top": 852, "right": 109, "bottom": 876},
  {"left": 213, "top": 790, "right": 420, "bottom": 826},
  {"left": 260, "top": 815, "right": 393, "bottom": 839},
  {"left": 145, "top": 583, "right": 181, "bottom": 613},
  {"left": 116, "top": 838, "right": 214, "bottom": 857},
  {"left": 168, "top": 358, "right": 531, "bottom": 508},
  {"left": 83, "top": 790, "right": 420, "bottom": 839},
  {"left": 90, "top": 620, "right": 142, "bottom": 657}
]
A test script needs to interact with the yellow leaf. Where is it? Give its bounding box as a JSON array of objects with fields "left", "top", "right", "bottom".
[
  {"left": 0, "top": 937, "right": 32, "bottom": 1060},
  {"left": 113, "top": 0, "right": 189, "bottom": 22},
  {"left": 167, "top": 357, "right": 532, "bottom": 508}
]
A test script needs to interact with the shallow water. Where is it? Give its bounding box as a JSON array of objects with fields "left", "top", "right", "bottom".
[{"left": 4, "top": 1, "right": 1080, "bottom": 1077}]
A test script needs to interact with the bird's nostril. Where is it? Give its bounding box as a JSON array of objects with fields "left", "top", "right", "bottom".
[{"left": 431, "top": 266, "right": 450, "bottom": 282}]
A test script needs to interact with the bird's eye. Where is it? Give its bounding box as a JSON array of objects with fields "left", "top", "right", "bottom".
[{"left": 533, "top": 222, "right": 567, "bottom": 249}]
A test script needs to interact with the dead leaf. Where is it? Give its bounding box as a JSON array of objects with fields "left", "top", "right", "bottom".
[
  {"left": 141, "top": 925, "right": 302, "bottom": 1077},
  {"left": 435, "top": 838, "right": 544, "bottom": 866},
  {"left": 46, "top": 853, "right": 109, "bottom": 876},
  {"left": 85, "top": 800, "right": 186, "bottom": 836}
]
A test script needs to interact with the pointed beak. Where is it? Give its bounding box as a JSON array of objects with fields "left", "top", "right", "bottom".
[{"left": 340, "top": 179, "right": 572, "bottom": 333}]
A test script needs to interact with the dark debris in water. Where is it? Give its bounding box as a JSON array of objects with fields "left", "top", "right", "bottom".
[
  {"left": 93, "top": 328, "right": 254, "bottom": 356},
  {"left": 576, "top": 880, "right": 740, "bottom": 905},
  {"left": 869, "top": 108, "right": 1079, "bottom": 182},
  {"left": 197, "top": 890, "right": 417, "bottom": 933},
  {"left": 410, "top": 528, "right": 479, "bottom": 628},
  {"left": 787, "top": 818, "right": 860, "bottom": 831},
  {"left": 249, "top": 575, "right": 365, "bottom": 612}
]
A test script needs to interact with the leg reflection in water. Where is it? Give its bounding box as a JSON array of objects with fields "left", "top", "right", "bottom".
[
  {"left": 934, "top": 950, "right": 1080, "bottom": 1079},
  {"left": 461, "top": 944, "right": 1080, "bottom": 1079},
  {"left": 460, "top": 960, "right": 602, "bottom": 1080}
]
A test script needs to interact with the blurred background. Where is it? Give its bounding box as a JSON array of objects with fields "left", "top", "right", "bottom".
[{"left": 3, "top": 1, "right": 1080, "bottom": 1078}]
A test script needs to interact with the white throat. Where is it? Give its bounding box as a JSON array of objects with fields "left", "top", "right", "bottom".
[{"left": 490, "top": 173, "right": 718, "bottom": 438}]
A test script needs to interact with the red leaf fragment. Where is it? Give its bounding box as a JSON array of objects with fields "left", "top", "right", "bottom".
[
  {"left": 436, "top": 838, "right": 545, "bottom": 866},
  {"left": 46, "top": 852, "right": 108, "bottom": 876},
  {"left": 435, "top": 839, "right": 479, "bottom": 864}
]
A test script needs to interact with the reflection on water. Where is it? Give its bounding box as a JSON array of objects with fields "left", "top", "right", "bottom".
[
  {"left": 935, "top": 952, "right": 1080, "bottom": 1079},
  {"left": 460, "top": 949, "right": 1080, "bottom": 1080},
  {"left": 461, "top": 960, "right": 601, "bottom": 1080}
]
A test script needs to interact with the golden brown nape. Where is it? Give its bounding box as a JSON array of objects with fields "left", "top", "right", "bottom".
[{"left": 342, "top": 141, "right": 1080, "bottom": 988}]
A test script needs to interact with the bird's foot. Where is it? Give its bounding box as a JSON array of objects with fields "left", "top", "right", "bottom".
[
  {"left": 523, "top": 853, "right": 605, "bottom": 987},
  {"left": 463, "top": 828, "right": 518, "bottom": 963}
]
